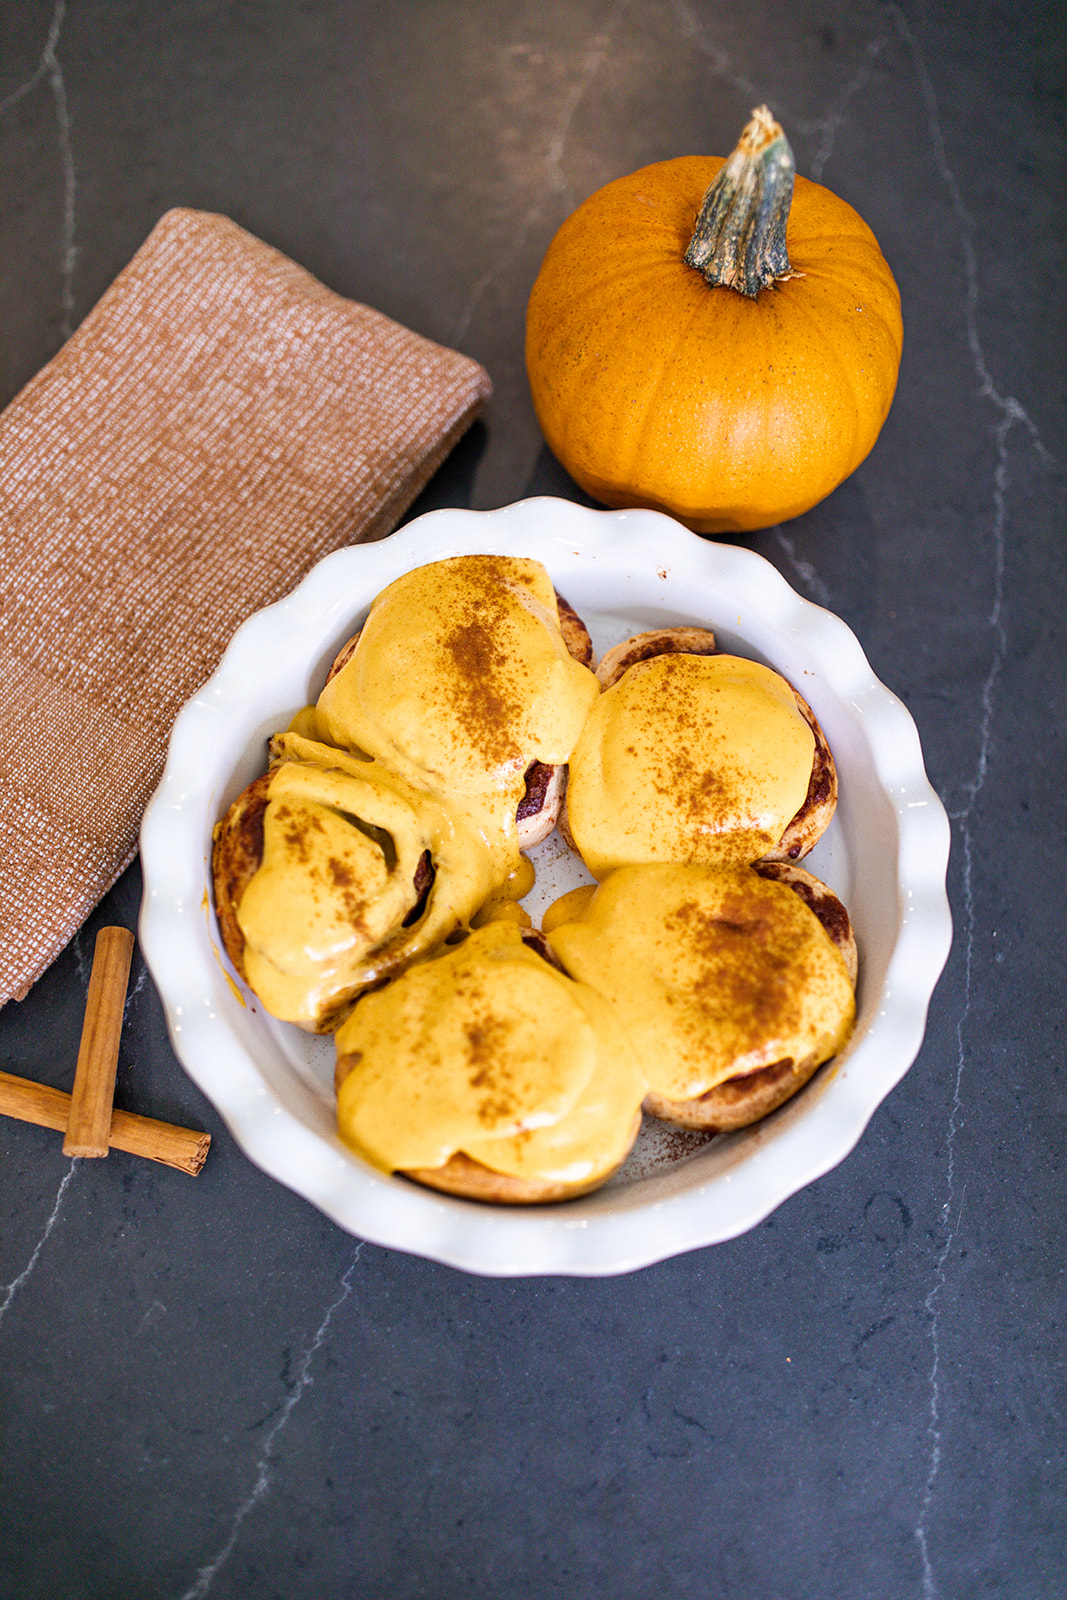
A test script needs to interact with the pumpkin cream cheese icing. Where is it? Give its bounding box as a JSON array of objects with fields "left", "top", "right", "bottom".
[
  {"left": 303, "top": 553, "right": 599, "bottom": 854},
  {"left": 213, "top": 552, "right": 858, "bottom": 1197},
  {"left": 334, "top": 921, "right": 647, "bottom": 1203},
  {"left": 545, "top": 861, "right": 857, "bottom": 1133},
  {"left": 212, "top": 555, "right": 600, "bottom": 1033},
  {"left": 212, "top": 735, "right": 504, "bottom": 1030},
  {"left": 563, "top": 644, "right": 831, "bottom": 878}
]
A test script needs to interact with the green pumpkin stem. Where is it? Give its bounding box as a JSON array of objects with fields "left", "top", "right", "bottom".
[{"left": 684, "top": 106, "right": 802, "bottom": 297}]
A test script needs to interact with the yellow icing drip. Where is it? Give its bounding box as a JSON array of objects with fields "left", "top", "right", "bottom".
[
  {"left": 470, "top": 851, "right": 537, "bottom": 928},
  {"left": 547, "top": 862, "right": 855, "bottom": 1102},
  {"left": 471, "top": 899, "right": 533, "bottom": 930},
  {"left": 542, "top": 884, "right": 597, "bottom": 934},
  {"left": 235, "top": 736, "right": 500, "bottom": 1027},
  {"left": 565, "top": 653, "right": 815, "bottom": 877}
]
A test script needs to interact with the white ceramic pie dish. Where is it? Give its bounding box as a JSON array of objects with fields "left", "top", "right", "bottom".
[{"left": 139, "top": 497, "right": 952, "bottom": 1276}]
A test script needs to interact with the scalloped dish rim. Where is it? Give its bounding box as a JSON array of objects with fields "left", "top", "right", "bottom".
[{"left": 138, "top": 498, "right": 952, "bottom": 1277}]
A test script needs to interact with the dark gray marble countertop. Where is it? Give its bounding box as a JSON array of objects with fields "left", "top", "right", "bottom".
[{"left": 1, "top": 3, "right": 1063, "bottom": 1596}]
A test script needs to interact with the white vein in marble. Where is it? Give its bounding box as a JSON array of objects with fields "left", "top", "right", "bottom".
[
  {"left": 0, "top": 0, "right": 76, "bottom": 340},
  {"left": 886, "top": 8, "right": 1047, "bottom": 1596},
  {"left": 176, "top": 1246, "right": 364, "bottom": 1600},
  {"left": 0, "top": 1161, "right": 78, "bottom": 1328},
  {"left": 451, "top": 5, "right": 623, "bottom": 347}
]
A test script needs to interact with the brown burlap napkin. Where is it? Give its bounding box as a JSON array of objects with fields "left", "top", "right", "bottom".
[{"left": 0, "top": 207, "right": 492, "bottom": 1004}]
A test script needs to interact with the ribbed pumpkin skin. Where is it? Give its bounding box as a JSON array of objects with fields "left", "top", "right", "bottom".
[{"left": 525, "top": 156, "right": 903, "bottom": 534}]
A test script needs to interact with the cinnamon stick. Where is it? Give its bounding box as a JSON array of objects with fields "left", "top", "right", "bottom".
[
  {"left": 63, "top": 925, "right": 136, "bottom": 1157},
  {"left": 0, "top": 1070, "right": 210, "bottom": 1176}
]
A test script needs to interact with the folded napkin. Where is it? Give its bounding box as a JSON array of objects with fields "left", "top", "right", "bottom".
[{"left": 0, "top": 208, "right": 492, "bottom": 1003}]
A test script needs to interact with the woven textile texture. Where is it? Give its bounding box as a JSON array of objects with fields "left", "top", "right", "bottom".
[{"left": 0, "top": 208, "right": 492, "bottom": 1003}]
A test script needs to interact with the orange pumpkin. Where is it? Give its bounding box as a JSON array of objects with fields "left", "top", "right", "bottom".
[{"left": 525, "top": 108, "right": 903, "bottom": 534}]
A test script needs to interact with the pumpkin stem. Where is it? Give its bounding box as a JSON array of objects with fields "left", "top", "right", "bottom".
[{"left": 684, "top": 106, "right": 803, "bottom": 298}]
